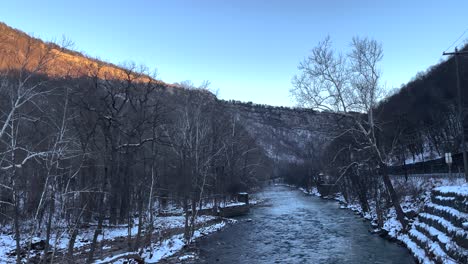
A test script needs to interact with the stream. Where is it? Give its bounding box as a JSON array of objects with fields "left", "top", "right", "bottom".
[{"left": 194, "top": 185, "right": 414, "bottom": 264}]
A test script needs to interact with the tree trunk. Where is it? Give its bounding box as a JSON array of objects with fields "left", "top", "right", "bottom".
[
  {"left": 183, "top": 197, "right": 190, "bottom": 243},
  {"left": 348, "top": 172, "right": 369, "bottom": 212},
  {"left": 189, "top": 198, "right": 197, "bottom": 240},
  {"left": 127, "top": 210, "right": 132, "bottom": 250},
  {"left": 67, "top": 229, "right": 78, "bottom": 264},
  {"left": 14, "top": 189, "right": 21, "bottom": 264},
  {"left": 375, "top": 184, "right": 384, "bottom": 228},
  {"left": 134, "top": 196, "right": 143, "bottom": 251},
  {"left": 381, "top": 163, "right": 407, "bottom": 229},
  {"left": 87, "top": 198, "right": 104, "bottom": 264},
  {"left": 41, "top": 194, "right": 55, "bottom": 263}
]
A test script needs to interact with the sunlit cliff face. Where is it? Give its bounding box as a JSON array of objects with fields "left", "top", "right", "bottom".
[
  {"left": 0, "top": 22, "right": 177, "bottom": 88},
  {"left": 46, "top": 48, "right": 153, "bottom": 81}
]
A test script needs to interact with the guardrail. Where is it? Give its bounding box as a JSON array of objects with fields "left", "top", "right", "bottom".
[
  {"left": 389, "top": 172, "right": 465, "bottom": 180},
  {"left": 388, "top": 152, "right": 465, "bottom": 176}
]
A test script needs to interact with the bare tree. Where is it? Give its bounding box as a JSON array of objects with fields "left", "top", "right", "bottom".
[
  {"left": 0, "top": 35, "right": 73, "bottom": 264},
  {"left": 291, "top": 36, "right": 407, "bottom": 228},
  {"left": 163, "top": 84, "right": 224, "bottom": 244},
  {"left": 0, "top": 25, "right": 273, "bottom": 263}
]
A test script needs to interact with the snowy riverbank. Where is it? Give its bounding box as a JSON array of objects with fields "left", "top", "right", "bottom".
[
  {"left": 0, "top": 198, "right": 259, "bottom": 264},
  {"left": 291, "top": 178, "right": 467, "bottom": 263},
  {"left": 93, "top": 219, "right": 234, "bottom": 264}
]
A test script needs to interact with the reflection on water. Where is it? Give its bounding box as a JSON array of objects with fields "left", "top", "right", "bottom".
[{"left": 195, "top": 185, "right": 414, "bottom": 264}]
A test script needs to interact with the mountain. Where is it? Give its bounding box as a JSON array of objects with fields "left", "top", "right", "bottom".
[
  {"left": 0, "top": 22, "right": 163, "bottom": 84},
  {"left": 0, "top": 21, "right": 340, "bottom": 164},
  {"left": 222, "top": 100, "right": 341, "bottom": 162}
]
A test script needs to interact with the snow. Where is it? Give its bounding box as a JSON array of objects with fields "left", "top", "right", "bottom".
[
  {"left": 408, "top": 229, "right": 457, "bottom": 264},
  {"left": 434, "top": 185, "right": 468, "bottom": 197},
  {"left": 427, "top": 243, "right": 457, "bottom": 264},
  {"left": 0, "top": 213, "right": 222, "bottom": 263},
  {"left": 0, "top": 191, "right": 249, "bottom": 263},
  {"left": 419, "top": 213, "right": 466, "bottom": 237},
  {"left": 414, "top": 222, "right": 450, "bottom": 244},
  {"left": 94, "top": 252, "right": 138, "bottom": 264},
  {"left": 89, "top": 215, "right": 231, "bottom": 264},
  {"left": 426, "top": 203, "right": 468, "bottom": 222},
  {"left": 178, "top": 253, "right": 196, "bottom": 260},
  {"left": 0, "top": 234, "right": 16, "bottom": 263},
  {"left": 141, "top": 221, "right": 227, "bottom": 263},
  {"left": 143, "top": 233, "right": 186, "bottom": 263},
  {"left": 398, "top": 234, "right": 434, "bottom": 264},
  {"left": 299, "top": 186, "right": 321, "bottom": 197},
  {"left": 413, "top": 221, "right": 468, "bottom": 259},
  {"left": 154, "top": 215, "right": 216, "bottom": 230},
  {"left": 433, "top": 195, "right": 455, "bottom": 201},
  {"left": 383, "top": 216, "right": 403, "bottom": 238},
  {"left": 41, "top": 221, "right": 142, "bottom": 251},
  {"left": 222, "top": 202, "right": 247, "bottom": 208},
  {"left": 91, "top": 221, "right": 228, "bottom": 264},
  {"left": 410, "top": 228, "right": 429, "bottom": 244},
  {"left": 249, "top": 198, "right": 261, "bottom": 205},
  {"left": 195, "top": 199, "right": 250, "bottom": 211}
]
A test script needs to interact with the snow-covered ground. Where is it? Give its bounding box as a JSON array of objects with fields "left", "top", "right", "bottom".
[
  {"left": 93, "top": 221, "right": 233, "bottom": 264},
  {"left": 0, "top": 215, "right": 218, "bottom": 263},
  {"left": 299, "top": 186, "right": 321, "bottom": 197},
  {"left": 0, "top": 198, "right": 249, "bottom": 264},
  {"left": 434, "top": 185, "right": 468, "bottom": 197},
  {"left": 0, "top": 233, "right": 16, "bottom": 264},
  {"left": 143, "top": 221, "right": 230, "bottom": 263}
]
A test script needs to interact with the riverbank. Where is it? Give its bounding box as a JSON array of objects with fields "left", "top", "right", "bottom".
[
  {"left": 0, "top": 215, "right": 229, "bottom": 263},
  {"left": 295, "top": 177, "right": 467, "bottom": 263},
  {"left": 151, "top": 197, "right": 266, "bottom": 263},
  {"left": 92, "top": 219, "right": 233, "bottom": 264},
  {"left": 0, "top": 198, "right": 261, "bottom": 264}
]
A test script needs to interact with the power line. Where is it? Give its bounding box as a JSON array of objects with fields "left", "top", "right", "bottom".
[
  {"left": 442, "top": 47, "right": 468, "bottom": 181},
  {"left": 444, "top": 27, "right": 468, "bottom": 53}
]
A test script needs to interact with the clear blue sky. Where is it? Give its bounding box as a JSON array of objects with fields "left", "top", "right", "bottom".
[{"left": 1, "top": 0, "right": 467, "bottom": 106}]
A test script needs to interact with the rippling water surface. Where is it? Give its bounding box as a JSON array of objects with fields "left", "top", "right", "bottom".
[{"left": 195, "top": 185, "right": 414, "bottom": 264}]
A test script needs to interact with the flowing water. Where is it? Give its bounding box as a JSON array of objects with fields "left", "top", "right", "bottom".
[{"left": 195, "top": 185, "right": 414, "bottom": 264}]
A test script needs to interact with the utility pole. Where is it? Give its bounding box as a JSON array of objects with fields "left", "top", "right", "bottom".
[{"left": 443, "top": 48, "right": 468, "bottom": 181}]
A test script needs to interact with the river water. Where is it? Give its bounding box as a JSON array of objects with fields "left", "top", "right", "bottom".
[{"left": 195, "top": 185, "right": 414, "bottom": 264}]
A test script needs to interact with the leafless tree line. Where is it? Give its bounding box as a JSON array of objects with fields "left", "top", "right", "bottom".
[{"left": 0, "top": 37, "right": 270, "bottom": 263}]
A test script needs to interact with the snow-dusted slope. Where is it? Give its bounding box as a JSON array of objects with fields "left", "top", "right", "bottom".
[
  {"left": 222, "top": 101, "right": 341, "bottom": 162},
  {"left": 405, "top": 185, "right": 468, "bottom": 264}
]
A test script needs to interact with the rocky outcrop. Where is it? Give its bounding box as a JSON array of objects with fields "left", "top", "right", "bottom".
[{"left": 222, "top": 100, "right": 342, "bottom": 162}]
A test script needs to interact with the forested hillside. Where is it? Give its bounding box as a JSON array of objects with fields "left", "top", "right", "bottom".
[
  {"left": 0, "top": 21, "right": 346, "bottom": 263},
  {"left": 377, "top": 44, "right": 468, "bottom": 165},
  {"left": 311, "top": 42, "right": 468, "bottom": 191},
  {"left": 0, "top": 22, "right": 279, "bottom": 263}
]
